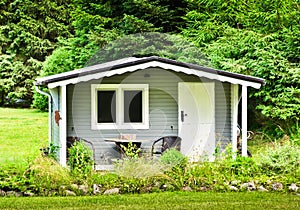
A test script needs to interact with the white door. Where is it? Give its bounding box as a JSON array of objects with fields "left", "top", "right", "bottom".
[{"left": 178, "top": 82, "right": 215, "bottom": 161}]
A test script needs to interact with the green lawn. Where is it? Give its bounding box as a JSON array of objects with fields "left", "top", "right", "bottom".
[
  {"left": 0, "top": 108, "right": 48, "bottom": 170},
  {"left": 0, "top": 192, "right": 300, "bottom": 209}
]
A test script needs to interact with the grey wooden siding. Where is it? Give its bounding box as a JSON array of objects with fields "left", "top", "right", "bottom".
[
  {"left": 66, "top": 68, "right": 232, "bottom": 165},
  {"left": 50, "top": 87, "right": 61, "bottom": 160},
  {"left": 215, "top": 83, "right": 231, "bottom": 150}
]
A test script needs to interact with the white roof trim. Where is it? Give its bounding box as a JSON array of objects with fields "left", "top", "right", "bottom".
[{"left": 48, "top": 61, "right": 262, "bottom": 89}]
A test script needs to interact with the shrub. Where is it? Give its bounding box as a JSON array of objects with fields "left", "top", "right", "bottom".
[
  {"left": 160, "top": 148, "right": 188, "bottom": 168},
  {"left": 159, "top": 149, "right": 189, "bottom": 189},
  {"left": 67, "top": 141, "right": 94, "bottom": 179},
  {"left": 223, "top": 156, "right": 260, "bottom": 178},
  {"left": 258, "top": 142, "right": 300, "bottom": 176}
]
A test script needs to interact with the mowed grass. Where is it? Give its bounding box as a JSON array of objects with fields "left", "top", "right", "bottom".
[
  {"left": 0, "top": 108, "right": 48, "bottom": 170},
  {"left": 1, "top": 192, "right": 300, "bottom": 210}
]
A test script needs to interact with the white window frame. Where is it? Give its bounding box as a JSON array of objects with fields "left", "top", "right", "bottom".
[{"left": 91, "top": 84, "right": 149, "bottom": 130}]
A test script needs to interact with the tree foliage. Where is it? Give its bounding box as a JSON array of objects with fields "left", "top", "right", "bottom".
[
  {"left": 182, "top": 0, "right": 300, "bottom": 136},
  {"left": 0, "top": 0, "right": 73, "bottom": 105},
  {"left": 1, "top": 0, "right": 299, "bottom": 138}
]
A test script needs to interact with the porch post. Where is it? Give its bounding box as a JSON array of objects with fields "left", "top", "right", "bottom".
[
  {"left": 241, "top": 85, "right": 248, "bottom": 157},
  {"left": 231, "top": 84, "right": 239, "bottom": 158},
  {"left": 59, "top": 85, "right": 67, "bottom": 166}
]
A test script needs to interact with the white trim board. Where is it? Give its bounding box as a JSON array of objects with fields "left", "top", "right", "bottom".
[{"left": 47, "top": 61, "right": 262, "bottom": 89}]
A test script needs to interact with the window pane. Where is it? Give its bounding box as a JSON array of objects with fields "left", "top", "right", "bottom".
[
  {"left": 124, "top": 90, "right": 142, "bottom": 123},
  {"left": 97, "top": 91, "right": 116, "bottom": 123}
]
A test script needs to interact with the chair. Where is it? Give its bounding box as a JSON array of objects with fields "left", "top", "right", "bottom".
[{"left": 151, "top": 136, "right": 182, "bottom": 156}]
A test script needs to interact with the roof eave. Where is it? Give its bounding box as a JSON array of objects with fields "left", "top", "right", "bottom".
[{"left": 36, "top": 56, "right": 265, "bottom": 88}]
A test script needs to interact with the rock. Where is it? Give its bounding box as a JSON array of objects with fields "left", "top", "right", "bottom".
[
  {"left": 154, "top": 182, "right": 161, "bottom": 187},
  {"left": 231, "top": 180, "right": 239, "bottom": 186},
  {"left": 23, "top": 191, "right": 35, "bottom": 197},
  {"left": 288, "top": 183, "right": 299, "bottom": 192},
  {"left": 230, "top": 186, "right": 239, "bottom": 191},
  {"left": 272, "top": 182, "right": 283, "bottom": 191},
  {"left": 103, "top": 188, "right": 119, "bottom": 195},
  {"left": 60, "top": 185, "right": 67, "bottom": 191},
  {"left": 182, "top": 186, "right": 193, "bottom": 192},
  {"left": 240, "top": 182, "right": 256, "bottom": 191},
  {"left": 199, "top": 186, "right": 209, "bottom": 191},
  {"left": 5, "top": 191, "right": 23, "bottom": 197},
  {"left": 65, "top": 190, "right": 76, "bottom": 196},
  {"left": 0, "top": 190, "right": 6, "bottom": 196},
  {"left": 6, "top": 191, "right": 15, "bottom": 197},
  {"left": 258, "top": 186, "right": 268, "bottom": 192},
  {"left": 93, "top": 184, "right": 102, "bottom": 194},
  {"left": 79, "top": 185, "right": 89, "bottom": 194},
  {"left": 140, "top": 186, "right": 152, "bottom": 193},
  {"left": 14, "top": 192, "right": 23, "bottom": 197},
  {"left": 49, "top": 190, "right": 58, "bottom": 196},
  {"left": 71, "top": 184, "right": 79, "bottom": 190}
]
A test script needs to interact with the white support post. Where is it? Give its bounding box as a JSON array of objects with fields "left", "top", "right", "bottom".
[
  {"left": 241, "top": 85, "right": 248, "bottom": 157},
  {"left": 59, "top": 85, "right": 67, "bottom": 166},
  {"left": 231, "top": 84, "right": 239, "bottom": 158}
]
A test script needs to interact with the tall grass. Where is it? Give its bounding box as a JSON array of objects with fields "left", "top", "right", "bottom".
[{"left": 0, "top": 108, "right": 48, "bottom": 171}]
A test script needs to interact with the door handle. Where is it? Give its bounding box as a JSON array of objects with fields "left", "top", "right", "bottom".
[
  {"left": 181, "top": 111, "right": 188, "bottom": 122},
  {"left": 181, "top": 111, "right": 184, "bottom": 122}
]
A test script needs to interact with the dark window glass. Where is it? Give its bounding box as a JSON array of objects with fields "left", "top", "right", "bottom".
[
  {"left": 124, "top": 90, "right": 142, "bottom": 123},
  {"left": 97, "top": 91, "right": 116, "bottom": 123}
]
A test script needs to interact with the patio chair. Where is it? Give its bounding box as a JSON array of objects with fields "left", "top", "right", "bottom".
[{"left": 151, "top": 136, "right": 182, "bottom": 156}]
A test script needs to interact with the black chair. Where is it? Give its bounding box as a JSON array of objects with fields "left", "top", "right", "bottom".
[{"left": 151, "top": 136, "right": 182, "bottom": 156}]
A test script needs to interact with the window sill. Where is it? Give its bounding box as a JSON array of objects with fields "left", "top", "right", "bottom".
[{"left": 91, "top": 123, "right": 149, "bottom": 130}]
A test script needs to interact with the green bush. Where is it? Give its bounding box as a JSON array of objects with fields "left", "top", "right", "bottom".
[
  {"left": 159, "top": 149, "right": 189, "bottom": 189},
  {"left": 67, "top": 141, "right": 94, "bottom": 179},
  {"left": 160, "top": 148, "right": 188, "bottom": 168},
  {"left": 224, "top": 156, "right": 260, "bottom": 178},
  {"left": 258, "top": 142, "right": 300, "bottom": 176}
]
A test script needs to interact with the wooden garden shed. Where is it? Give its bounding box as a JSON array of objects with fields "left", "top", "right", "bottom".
[{"left": 35, "top": 56, "right": 265, "bottom": 170}]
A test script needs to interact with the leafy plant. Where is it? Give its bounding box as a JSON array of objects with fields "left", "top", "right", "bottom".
[
  {"left": 67, "top": 140, "right": 94, "bottom": 178},
  {"left": 160, "top": 148, "right": 188, "bottom": 168},
  {"left": 159, "top": 149, "right": 189, "bottom": 189},
  {"left": 120, "top": 141, "right": 141, "bottom": 159},
  {"left": 41, "top": 142, "right": 60, "bottom": 161}
]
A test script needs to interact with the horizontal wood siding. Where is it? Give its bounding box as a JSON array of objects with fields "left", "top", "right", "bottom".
[
  {"left": 50, "top": 87, "right": 61, "bottom": 160},
  {"left": 67, "top": 69, "right": 180, "bottom": 165},
  {"left": 66, "top": 68, "right": 232, "bottom": 165},
  {"left": 215, "top": 82, "right": 231, "bottom": 150}
]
